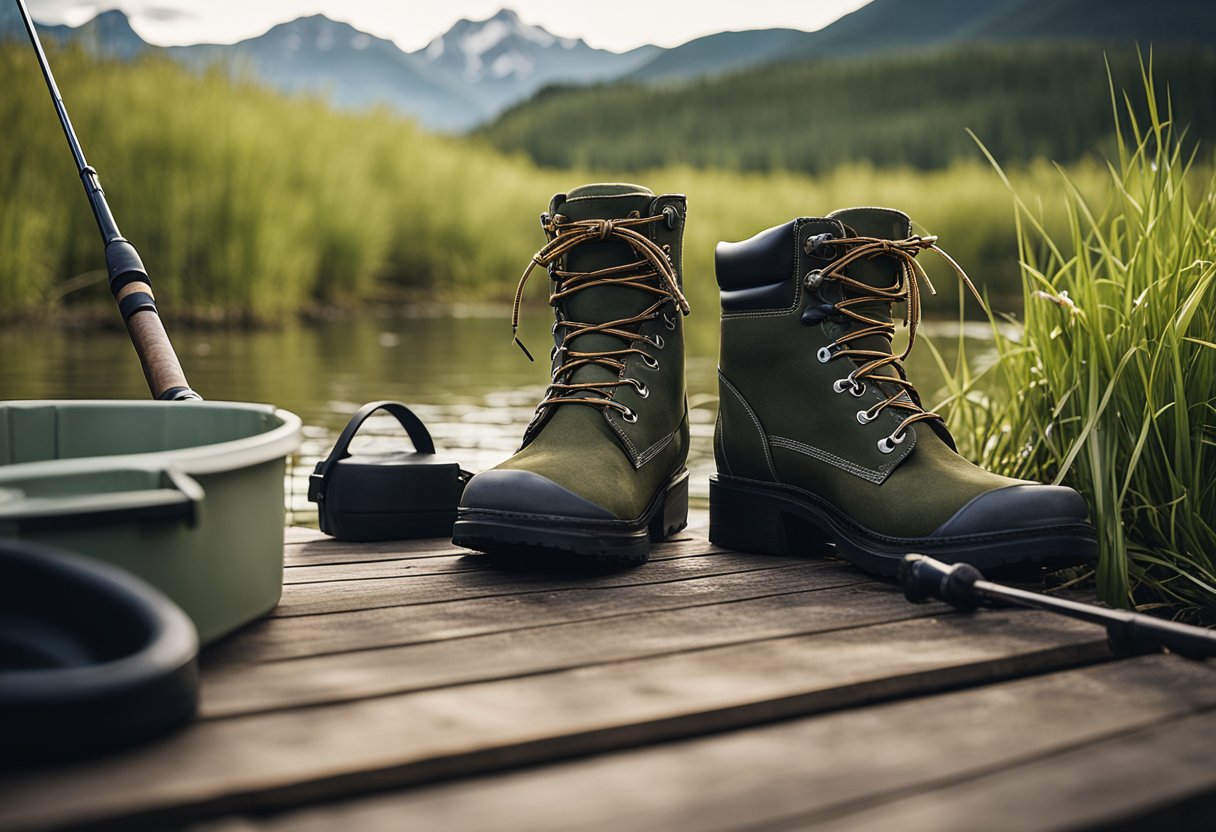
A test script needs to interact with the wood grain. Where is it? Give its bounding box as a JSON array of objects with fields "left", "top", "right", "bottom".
[
  {"left": 203, "top": 561, "right": 854, "bottom": 664},
  {"left": 195, "top": 657, "right": 1216, "bottom": 832},
  {"left": 0, "top": 609, "right": 1108, "bottom": 832},
  {"left": 201, "top": 579, "right": 914, "bottom": 717}
]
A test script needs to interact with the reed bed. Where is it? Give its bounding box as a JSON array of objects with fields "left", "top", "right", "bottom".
[
  {"left": 934, "top": 63, "right": 1216, "bottom": 616},
  {"left": 2, "top": 44, "right": 1105, "bottom": 324}
]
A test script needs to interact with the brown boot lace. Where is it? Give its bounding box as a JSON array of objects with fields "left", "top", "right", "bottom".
[
  {"left": 806, "top": 233, "right": 985, "bottom": 450},
  {"left": 510, "top": 212, "right": 690, "bottom": 420}
]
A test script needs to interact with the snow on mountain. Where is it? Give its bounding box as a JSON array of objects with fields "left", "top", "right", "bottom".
[
  {"left": 414, "top": 8, "right": 658, "bottom": 111},
  {"left": 2, "top": 7, "right": 658, "bottom": 131}
]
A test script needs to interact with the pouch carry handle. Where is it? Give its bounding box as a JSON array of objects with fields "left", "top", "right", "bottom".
[{"left": 309, "top": 401, "right": 438, "bottom": 501}]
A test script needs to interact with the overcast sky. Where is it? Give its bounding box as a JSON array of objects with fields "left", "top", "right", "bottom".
[{"left": 26, "top": 0, "right": 872, "bottom": 52}]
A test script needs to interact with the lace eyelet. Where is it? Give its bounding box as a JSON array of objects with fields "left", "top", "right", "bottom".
[
  {"left": 630, "top": 379, "right": 649, "bottom": 398},
  {"left": 832, "top": 377, "right": 865, "bottom": 397},
  {"left": 803, "top": 232, "right": 837, "bottom": 259},
  {"left": 642, "top": 354, "right": 660, "bottom": 370},
  {"left": 648, "top": 334, "right": 665, "bottom": 349},
  {"left": 817, "top": 345, "right": 837, "bottom": 364},
  {"left": 856, "top": 410, "right": 874, "bottom": 425},
  {"left": 877, "top": 431, "right": 907, "bottom": 454},
  {"left": 663, "top": 313, "right": 677, "bottom": 330},
  {"left": 621, "top": 408, "right": 638, "bottom": 423},
  {"left": 804, "top": 270, "right": 825, "bottom": 290}
]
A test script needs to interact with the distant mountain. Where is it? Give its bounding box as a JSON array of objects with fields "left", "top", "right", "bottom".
[
  {"left": 483, "top": 0, "right": 1216, "bottom": 173},
  {"left": 7, "top": 1, "right": 1215, "bottom": 133},
  {"left": 415, "top": 8, "right": 657, "bottom": 115},
  {"left": 782, "top": 0, "right": 1216, "bottom": 58},
  {"left": 627, "top": 0, "right": 1216, "bottom": 83},
  {"left": 623, "top": 29, "right": 807, "bottom": 84},
  {"left": 0, "top": 6, "right": 148, "bottom": 59},
  {"left": 167, "top": 15, "right": 483, "bottom": 131},
  {"left": 1, "top": 6, "right": 658, "bottom": 131}
]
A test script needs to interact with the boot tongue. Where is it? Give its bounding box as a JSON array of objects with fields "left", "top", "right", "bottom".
[
  {"left": 826, "top": 207, "right": 912, "bottom": 384},
  {"left": 565, "top": 182, "right": 654, "bottom": 200},
  {"left": 546, "top": 183, "right": 663, "bottom": 415},
  {"left": 827, "top": 207, "right": 911, "bottom": 295}
]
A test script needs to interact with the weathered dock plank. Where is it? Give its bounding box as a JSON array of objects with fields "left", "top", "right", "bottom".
[
  {"left": 204, "top": 562, "right": 851, "bottom": 665},
  {"left": 268, "top": 555, "right": 803, "bottom": 618},
  {"left": 6, "top": 523, "right": 1206, "bottom": 832},
  {"left": 202, "top": 580, "right": 926, "bottom": 717},
  {"left": 0, "top": 605, "right": 1106, "bottom": 829},
  {"left": 197, "top": 656, "right": 1216, "bottom": 832}
]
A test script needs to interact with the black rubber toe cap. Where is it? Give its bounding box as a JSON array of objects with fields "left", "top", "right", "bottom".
[
  {"left": 932, "top": 484, "right": 1091, "bottom": 538},
  {"left": 459, "top": 469, "right": 616, "bottom": 520}
]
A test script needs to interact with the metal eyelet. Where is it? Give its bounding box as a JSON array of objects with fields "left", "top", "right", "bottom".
[
  {"left": 630, "top": 379, "right": 649, "bottom": 398},
  {"left": 877, "top": 431, "right": 907, "bottom": 454},
  {"left": 817, "top": 345, "right": 837, "bottom": 364},
  {"left": 856, "top": 410, "right": 875, "bottom": 425},
  {"left": 662, "top": 205, "right": 679, "bottom": 229},
  {"left": 642, "top": 354, "right": 660, "bottom": 370},
  {"left": 804, "top": 270, "right": 825, "bottom": 290},
  {"left": 832, "top": 377, "right": 865, "bottom": 397},
  {"left": 621, "top": 408, "right": 638, "bottom": 423},
  {"left": 803, "top": 232, "right": 837, "bottom": 258},
  {"left": 650, "top": 334, "right": 665, "bottom": 349},
  {"left": 663, "top": 313, "right": 677, "bottom": 330}
]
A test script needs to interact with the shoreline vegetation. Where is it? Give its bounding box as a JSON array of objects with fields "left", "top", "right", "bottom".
[
  {"left": 940, "top": 65, "right": 1216, "bottom": 617},
  {"left": 1, "top": 42, "right": 1161, "bottom": 327}
]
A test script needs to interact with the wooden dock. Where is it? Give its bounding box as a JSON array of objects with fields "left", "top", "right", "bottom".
[{"left": 4, "top": 514, "right": 1216, "bottom": 831}]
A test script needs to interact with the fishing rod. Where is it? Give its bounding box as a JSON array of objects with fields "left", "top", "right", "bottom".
[
  {"left": 899, "top": 554, "right": 1216, "bottom": 660},
  {"left": 15, "top": 0, "right": 200, "bottom": 401}
]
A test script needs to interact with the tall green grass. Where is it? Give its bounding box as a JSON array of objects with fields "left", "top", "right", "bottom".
[
  {"left": 934, "top": 62, "right": 1216, "bottom": 615},
  {"left": 1, "top": 43, "right": 1108, "bottom": 324}
]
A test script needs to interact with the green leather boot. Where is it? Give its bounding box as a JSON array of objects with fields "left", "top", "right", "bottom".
[
  {"left": 710, "top": 208, "right": 1096, "bottom": 575},
  {"left": 453, "top": 184, "right": 691, "bottom": 562}
]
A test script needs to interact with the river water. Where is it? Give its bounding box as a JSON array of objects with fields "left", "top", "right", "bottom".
[{"left": 0, "top": 309, "right": 986, "bottom": 524}]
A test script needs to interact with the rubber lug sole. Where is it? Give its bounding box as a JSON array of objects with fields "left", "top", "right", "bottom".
[
  {"left": 709, "top": 475, "right": 1096, "bottom": 577},
  {"left": 453, "top": 469, "right": 689, "bottom": 563}
]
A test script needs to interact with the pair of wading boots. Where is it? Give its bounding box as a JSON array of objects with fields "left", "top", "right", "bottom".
[{"left": 453, "top": 185, "right": 1095, "bottom": 574}]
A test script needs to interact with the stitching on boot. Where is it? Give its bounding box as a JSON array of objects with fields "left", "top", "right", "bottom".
[
  {"left": 767, "top": 434, "right": 909, "bottom": 485},
  {"left": 605, "top": 410, "right": 676, "bottom": 469},
  {"left": 564, "top": 192, "right": 653, "bottom": 203},
  {"left": 633, "top": 429, "right": 676, "bottom": 468},
  {"left": 718, "top": 370, "right": 778, "bottom": 480}
]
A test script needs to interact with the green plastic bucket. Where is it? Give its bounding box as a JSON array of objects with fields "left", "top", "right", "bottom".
[{"left": 0, "top": 400, "right": 302, "bottom": 643}]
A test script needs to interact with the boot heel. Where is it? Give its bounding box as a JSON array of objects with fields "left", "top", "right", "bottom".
[
  {"left": 709, "top": 478, "right": 828, "bottom": 556},
  {"left": 648, "top": 472, "right": 689, "bottom": 541}
]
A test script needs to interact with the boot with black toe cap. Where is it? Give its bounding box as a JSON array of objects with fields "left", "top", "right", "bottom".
[
  {"left": 710, "top": 207, "right": 1097, "bottom": 575},
  {"left": 453, "top": 183, "right": 691, "bottom": 562}
]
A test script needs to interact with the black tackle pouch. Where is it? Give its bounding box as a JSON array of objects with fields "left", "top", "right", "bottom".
[{"left": 308, "top": 401, "right": 471, "bottom": 541}]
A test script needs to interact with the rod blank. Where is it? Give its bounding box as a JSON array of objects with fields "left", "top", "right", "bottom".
[
  {"left": 899, "top": 554, "right": 1216, "bottom": 660},
  {"left": 15, "top": 0, "right": 199, "bottom": 401}
]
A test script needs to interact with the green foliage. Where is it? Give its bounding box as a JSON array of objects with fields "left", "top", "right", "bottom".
[
  {"left": 0, "top": 45, "right": 545, "bottom": 322},
  {"left": 483, "top": 45, "right": 1216, "bottom": 174},
  {"left": 934, "top": 61, "right": 1216, "bottom": 615},
  {"left": 0, "top": 43, "right": 1113, "bottom": 324}
]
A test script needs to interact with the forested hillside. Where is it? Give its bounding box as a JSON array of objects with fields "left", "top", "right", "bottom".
[{"left": 484, "top": 46, "right": 1216, "bottom": 172}]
